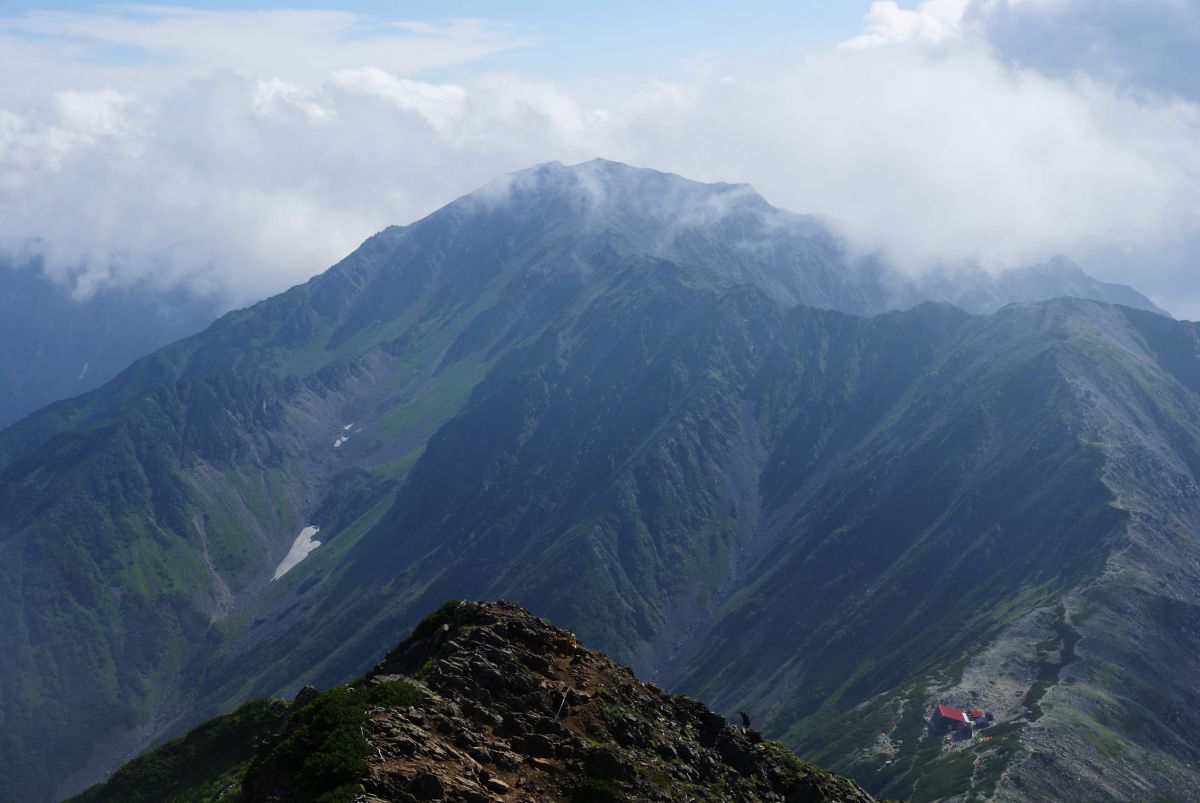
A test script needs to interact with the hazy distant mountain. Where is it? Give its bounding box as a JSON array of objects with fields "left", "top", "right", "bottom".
[
  {"left": 898, "top": 253, "right": 1169, "bottom": 317},
  {"left": 0, "top": 160, "right": 1194, "bottom": 802},
  {"left": 0, "top": 261, "right": 221, "bottom": 429}
]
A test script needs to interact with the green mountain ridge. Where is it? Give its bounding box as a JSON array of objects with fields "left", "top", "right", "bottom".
[{"left": 0, "top": 160, "right": 1194, "bottom": 802}]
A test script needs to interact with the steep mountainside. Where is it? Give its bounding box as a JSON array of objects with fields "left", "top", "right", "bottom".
[
  {"left": 72, "top": 601, "right": 875, "bottom": 803},
  {"left": 0, "top": 160, "right": 1192, "bottom": 802},
  {"left": 0, "top": 260, "right": 220, "bottom": 429},
  {"left": 673, "top": 301, "right": 1200, "bottom": 801},
  {"left": 0, "top": 160, "right": 1160, "bottom": 473}
]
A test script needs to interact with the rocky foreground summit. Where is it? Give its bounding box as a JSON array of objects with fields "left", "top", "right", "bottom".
[{"left": 74, "top": 600, "right": 874, "bottom": 803}]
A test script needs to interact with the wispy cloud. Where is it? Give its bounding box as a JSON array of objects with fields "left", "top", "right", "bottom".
[{"left": 0, "top": 7, "right": 532, "bottom": 103}]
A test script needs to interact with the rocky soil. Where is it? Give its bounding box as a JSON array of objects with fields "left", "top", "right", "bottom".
[{"left": 272, "top": 600, "right": 875, "bottom": 802}]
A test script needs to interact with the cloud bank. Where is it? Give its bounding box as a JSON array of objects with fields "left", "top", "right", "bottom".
[
  {"left": 969, "top": 0, "right": 1200, "bottom": 103},
  {"left": 1, "top": 2, "right": 1198, "bottom": 316}
]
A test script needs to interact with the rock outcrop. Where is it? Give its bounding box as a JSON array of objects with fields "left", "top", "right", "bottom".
[
  {"left": 76, "top": 600, "right": 874, "bottom": 803},
  {"left": 342, "top": 600, "right": 874, "bottom": 802}
]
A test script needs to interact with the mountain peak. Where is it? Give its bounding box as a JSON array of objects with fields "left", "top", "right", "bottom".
[
  {"left": 472, "top": 158, "right": 771, "bottom": 219},
  {"left": 1041, "top": 254, "right": 1085, "bottom": 275},
  {"left": 438, "top": 160, "right": 1162, "bottom": 317},
  {"left": 75, "top": 601, "right": 875, "bottom": 803},
  {"left": 355, "top": 600, "right": 875, "bottom": 801}
]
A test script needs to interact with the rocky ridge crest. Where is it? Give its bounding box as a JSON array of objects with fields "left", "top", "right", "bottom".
[{"left": 276, "top": 600, "right": 875, "bottom": 802}]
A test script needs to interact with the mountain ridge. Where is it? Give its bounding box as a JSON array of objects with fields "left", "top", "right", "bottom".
[
  {"left": 0, "top": 160, "right": 1162, "bottom": 476},
  {"left": 0, "top": 260, "right": 221, "bottom": 430},
  {"left": 0, "top": 160, "right": 1193, "bottom": 802},
  {"left": 70, "top": 600, "right": 879, "bottom": 803}
]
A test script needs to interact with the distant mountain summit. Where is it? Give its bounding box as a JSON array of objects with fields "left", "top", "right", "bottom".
[
  {"left": 1, "top": 160, "right": 1193, "bottom": 802},
  {"left": 0, "top": 160, "right": 1158, "bottom": 447},
  {"left": 899, "top": 253, "right": 1169, "bottom": 317},
  {"left": 454, "top": 159, "right": 1164, "bottom": 317}
]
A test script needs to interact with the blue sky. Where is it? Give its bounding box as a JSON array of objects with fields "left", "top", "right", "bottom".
[
  {"left": 0, "top": 0, "right": 873, "bottom": 82},
  {"left": 0, "top": 0, "right": 870, "bottom": 44},
  {"left": 1, "top": 0, "right": 1199, "bottom": 317}
]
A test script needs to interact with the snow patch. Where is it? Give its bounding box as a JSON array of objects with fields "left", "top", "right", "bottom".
[
  {"left": 343, "top": 423, "right": 354, "bottom": 430},
  {"left": 272, "top": 525, "right": 321, "bottom": 580},
  {"left": 334, "top": 435, "right": 349, "bottom": 448}
]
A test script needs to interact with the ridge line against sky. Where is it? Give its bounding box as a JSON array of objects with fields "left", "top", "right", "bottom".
[{"left": 1, "top": 0, "right": 1198, "bottom": 317}]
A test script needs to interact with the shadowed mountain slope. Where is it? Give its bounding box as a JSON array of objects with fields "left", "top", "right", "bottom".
[
  {"left": 0, "top": 261, "right": 220, "bottom": 429},
  {"left": 0, "top": 160, "right": 1191, "bottom": 802}
]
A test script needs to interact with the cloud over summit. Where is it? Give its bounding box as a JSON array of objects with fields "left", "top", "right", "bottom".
[{"left": 1, "top": 2, "right": 1198, "bottom": 316}]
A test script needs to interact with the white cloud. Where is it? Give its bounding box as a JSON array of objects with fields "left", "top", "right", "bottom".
[
  {"left": 0, "top": 68, "right": 625, "bottom": 304},
  {"left": 331, "top": 68, "right": 466, "bottom": 133},
  {"left": 721, "top": 48, "right": 1200, "bottom": 279},
  {"left": 1, "top": 2, "right": 1199, "bottom": 317},
  {"left": 0, "top": 89, "right": 136, "bottom": 178},
  {"left": 843, "top": 0, "right": 970, "bottom": 50},
  {"left": 252, "top": 79, "right": 332, "bottom": 123}
]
